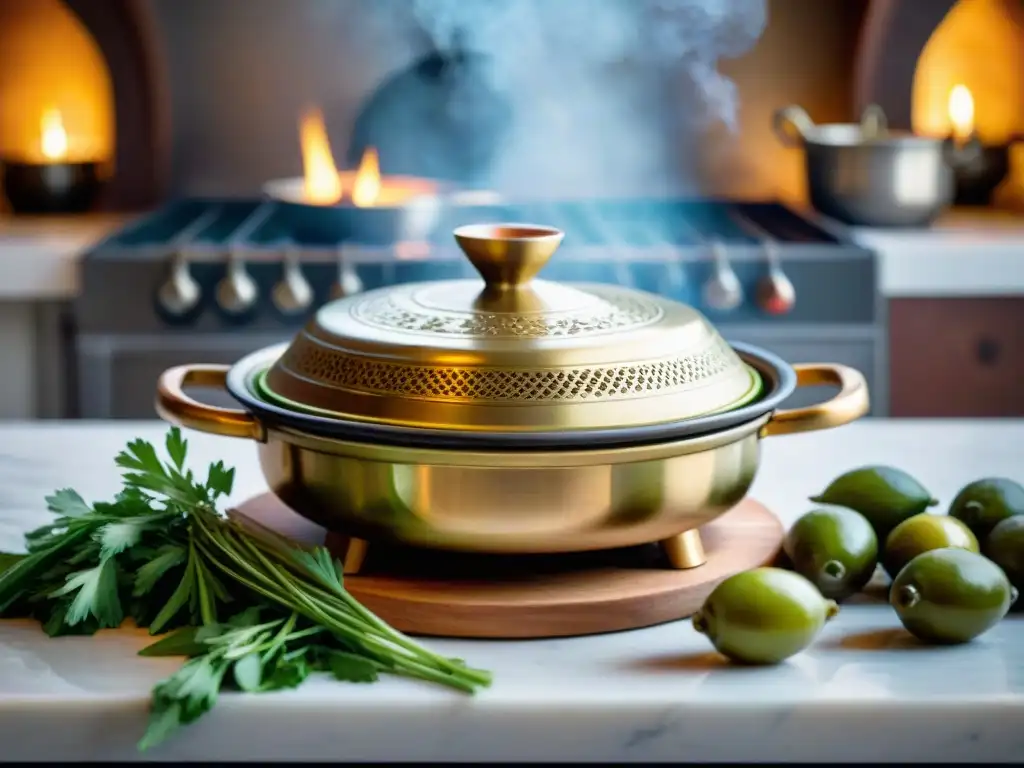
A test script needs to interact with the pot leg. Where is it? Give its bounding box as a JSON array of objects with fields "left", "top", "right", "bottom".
[
  {"left": 341, "top": 537, "right": 369, "bottom": 575},
  {"left": 660, "top": 530, "right": 706, "bottom": 569},
  {"left": 325, "top": 533, "right": 371, "bottom": 575}
]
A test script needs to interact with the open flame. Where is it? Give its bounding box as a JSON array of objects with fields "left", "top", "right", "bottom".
[
  {"left": 288, "top": 105, "right": 441, "bottom": 210},
  {"left": 299, "top": 107, "right": 384, "bottom": 207},
  {"left": 351, "top": 147, "right": 382, "bottom": 208},
  {"left": 948, "top": 84, "right": 975, "bottom": 143},
  {"left": 40, "top": 108, "right": 69, "bottom": 161},
  {"left": 299, "top": 107, "right": 342, "bottom": 204}
]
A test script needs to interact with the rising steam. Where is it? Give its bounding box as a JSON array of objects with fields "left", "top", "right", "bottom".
[{"left": 372, "top": 0, "right": 767, "bottom": 195}]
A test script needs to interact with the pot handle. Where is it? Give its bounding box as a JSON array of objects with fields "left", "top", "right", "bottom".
[
  {"left": 860, "top": 104, "right": 888, "bottom": 139},
  {"left": 772, "top": 105, "right": 815, "bottom": 148},
  {"left": 155, "top": 364, "right": 265, "bottom": 441},
  {"left": 761, "top": 363, "right": 869, "bottom": 438}
]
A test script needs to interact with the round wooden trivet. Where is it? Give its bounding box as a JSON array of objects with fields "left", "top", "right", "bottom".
[{"left": 229, "top": 493, "right": 784, "bottom": 639}]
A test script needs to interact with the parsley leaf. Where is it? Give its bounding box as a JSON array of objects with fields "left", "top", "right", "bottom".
[
  {"left": 138, "top": 626, "right": 207, "bottom": 658},
  {"left": 97, "top": 519, "right": 151, "bottom": 558},
  {"left": 49, "top": 558, "right": 123, "bottom": 627},
  {"left": 165, "top": 428, "right": 188, "bottom": 471},
  {"left": 204, "top": 461, "right": 234, "bottom": 499},
  {"left": 232, "top": 653, "right": 263, "bottom": 692},
  {"left": 45, "top": 488, "right": 92, "bottom": 518},
  {"left": 325, "top": 650, "right": 380, "bottom": 683},
  {"left": 133, "top": 545, "right": 186, "bottom": 597}
]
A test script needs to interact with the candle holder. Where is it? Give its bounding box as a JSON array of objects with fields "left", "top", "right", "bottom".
[
  {"left": 949, "top": 134, "right": 1020, "bottom": 206},
  {"left": 1, "top": 158, "right": 103, "bottom": 214}
]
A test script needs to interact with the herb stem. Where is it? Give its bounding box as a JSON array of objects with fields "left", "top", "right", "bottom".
[
  {"left": 191, "top": 526, "right": 488, "bottom": 689},
  {"left": 220, "top": 521, "right": 486, "bottom": 682}
]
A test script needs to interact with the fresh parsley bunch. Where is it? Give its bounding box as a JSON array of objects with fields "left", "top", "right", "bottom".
[{"left": 0, "top": 428, "right": 491, "bottom": 751}]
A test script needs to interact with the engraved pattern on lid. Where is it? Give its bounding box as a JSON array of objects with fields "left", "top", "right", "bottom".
[
  {"left": 346, "top": 283, "right": 666, "bottom": 339},
  {"left": 278, "top": 334, "right": 738, "bottom": 402}
]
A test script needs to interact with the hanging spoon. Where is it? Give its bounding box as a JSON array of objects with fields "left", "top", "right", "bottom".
[
  {"left": 755, "top": 240, "right": 796, "bottom": 316},
  {"left": 701, "top": 241, "right": 743, "bottom": 312},
  {"left": 215, "top": 203, "right": 278, "bottom": 316},
  {"left": 215, "top": 245, "right": 259, "bottom": 316},
  {"left": 157, "top": 250, "right": 202, "bottom": 317},
  {"left": 330, "top": 246, "right": 364, "bottom": 300},
  {"left": 729, "top": 211, "right": 796, "bottom": 317},
  {"left": 155, "top": 206, "right": 223, "bottom": 317},
  {"left": 271, "top": 243, "right": 313, "bottom": 315}
]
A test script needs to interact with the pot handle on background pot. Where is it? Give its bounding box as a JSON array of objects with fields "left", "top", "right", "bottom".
[
  {"left": 771, "top": 105, "right": 815, "bottom": 148},
  {"left": 760, "top": 363, "right": 869, "bottom": 438},
  {"left": 155, "top": 364, "right": 265, "bottom": 441}
]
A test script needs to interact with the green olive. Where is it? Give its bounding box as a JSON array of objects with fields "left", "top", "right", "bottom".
[
  {"left": 984, "top": 516, "right": 1024, "bottom": 609},
  {"left": 882, "top": 514, "right": 979, "bottom": 579},
  {"left": 809, "top": 465, "right": 938, "bottom": 543},
  {"left": 783, "top": 507, "right": 878, "bottom": 600},
  {"left": 890, "top": 548, "right": 1017, "bottom": 645},
  {"left": 949, "top": 477, "right": 1024, "bottom": 541},
  {"left": 692, "top": 567, "right": 839, "bottom": 665}
]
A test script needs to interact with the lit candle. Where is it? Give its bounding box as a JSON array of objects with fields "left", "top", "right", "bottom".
[
  {"left": 948, "top": 84, "right": 975, "bottom": 145},
  {"left": 40, "top": 108, "right": 70, "bottom": 162},
  {"left": 0, "top": 106, "right": 104, "bottom": 214}
]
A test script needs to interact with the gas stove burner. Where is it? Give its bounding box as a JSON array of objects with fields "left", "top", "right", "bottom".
[{"left": 262, "top": 174, "right": 450, "bottom": 245}]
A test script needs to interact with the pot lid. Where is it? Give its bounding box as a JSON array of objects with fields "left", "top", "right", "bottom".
[{"left": 260, "top": 223, "right": 761, "bottom": 434}]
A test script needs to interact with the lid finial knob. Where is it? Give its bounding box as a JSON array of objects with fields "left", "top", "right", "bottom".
[{"left": 453, "top": 223, "right": 564, "bottom": 291}]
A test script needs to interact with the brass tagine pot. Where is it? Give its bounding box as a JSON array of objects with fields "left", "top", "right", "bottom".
[{"left": 156, "top": 223, "right": 870, "bottom": 571}]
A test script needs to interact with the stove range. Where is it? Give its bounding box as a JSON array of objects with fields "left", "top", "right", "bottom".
[{"left": 73, "top": 197, "right": 884, "bottom": 419}]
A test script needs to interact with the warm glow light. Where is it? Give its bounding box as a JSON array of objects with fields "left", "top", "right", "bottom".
[
  {"left": 299, "top": 107, "right": 342, "bottom": 205},
  {"left": 351, "top": 147, "right": 382, "bottom": 208},
  {"left": 911, "top": 0, "right": 1024, "bottom": 144},
  {"left": 948, "top": 84, "right": 975, "bottom": 142},
  {"left": 40, "top": 108, "right": 69, "bottom": 161}
]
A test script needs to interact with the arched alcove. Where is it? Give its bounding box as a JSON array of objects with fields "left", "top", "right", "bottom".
[
  {"left": 0, "top": 0, "right": 114, "bottom": 165},
  {"left": 913, "top": 0, "right": 1024, "bottom": 142},
  {"left": 0, "top": 0, "right": 168, "bottom": 210},
  {"left": 855, "top": 0, "right": 1024, "bottom": 139}
]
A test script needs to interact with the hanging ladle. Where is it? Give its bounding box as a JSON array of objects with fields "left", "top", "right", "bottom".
[
  {"left": 271, "top": 242, "right": 314, "bottom": 315},
  {"left": 214, "top": 204, "right": 276, "bottom": 316},
  {"left": 330, "top": 246, "right": 364, "bottom": 300},
  {"left": 701, "top": 240, "right": 743, "bottom": 312},
  {"left": 215, "top": 246, "right": 259, "bottom": 316},
  {"left": 755, "top": 241, "right": 796, "bottom": 316},
  {"left": 729, "top": 212, "right": 796, "bottom": 316},
  {"left": 155, "top": 206, "right": 224, "bottom": 318}
]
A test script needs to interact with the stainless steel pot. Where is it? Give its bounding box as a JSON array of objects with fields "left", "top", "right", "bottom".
[{"left": 773, "top": 104, "right": 975, "bottom": 228}]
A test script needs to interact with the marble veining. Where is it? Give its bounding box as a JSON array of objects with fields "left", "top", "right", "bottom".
[{"left": 0, "top": 420, "right": 1021, "bottom": 761}]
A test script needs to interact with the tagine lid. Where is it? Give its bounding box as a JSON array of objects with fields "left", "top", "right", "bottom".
[{"left": 260, "top": 223, "right": 760, "bottom": 433}]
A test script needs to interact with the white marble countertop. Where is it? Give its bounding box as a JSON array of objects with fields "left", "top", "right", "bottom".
[
  {"left": 0, "top": 214, "right": 130, "bottom": 300},
  {"left": 0, "top": 419, "right": 1021, "bottom": 762},
  {"left": 849, "top": 208, "right": 1024, "bottom": 298},
  {"left": 4, "top": 207, "right": 1024, "bottom": 301}
]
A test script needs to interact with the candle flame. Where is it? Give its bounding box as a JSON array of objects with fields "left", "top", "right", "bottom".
[
  {"left": 351, "top": 147, "right": 382, "bottom": 208},
  {"left": 299, "top": 107, "right": 342, "bottom": 205},
  {"left": 948, "top": 85, "right": 974, "bottom": 141},
  {"left": 40, "top": 108, "right": 69, "bottom": 161}
]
